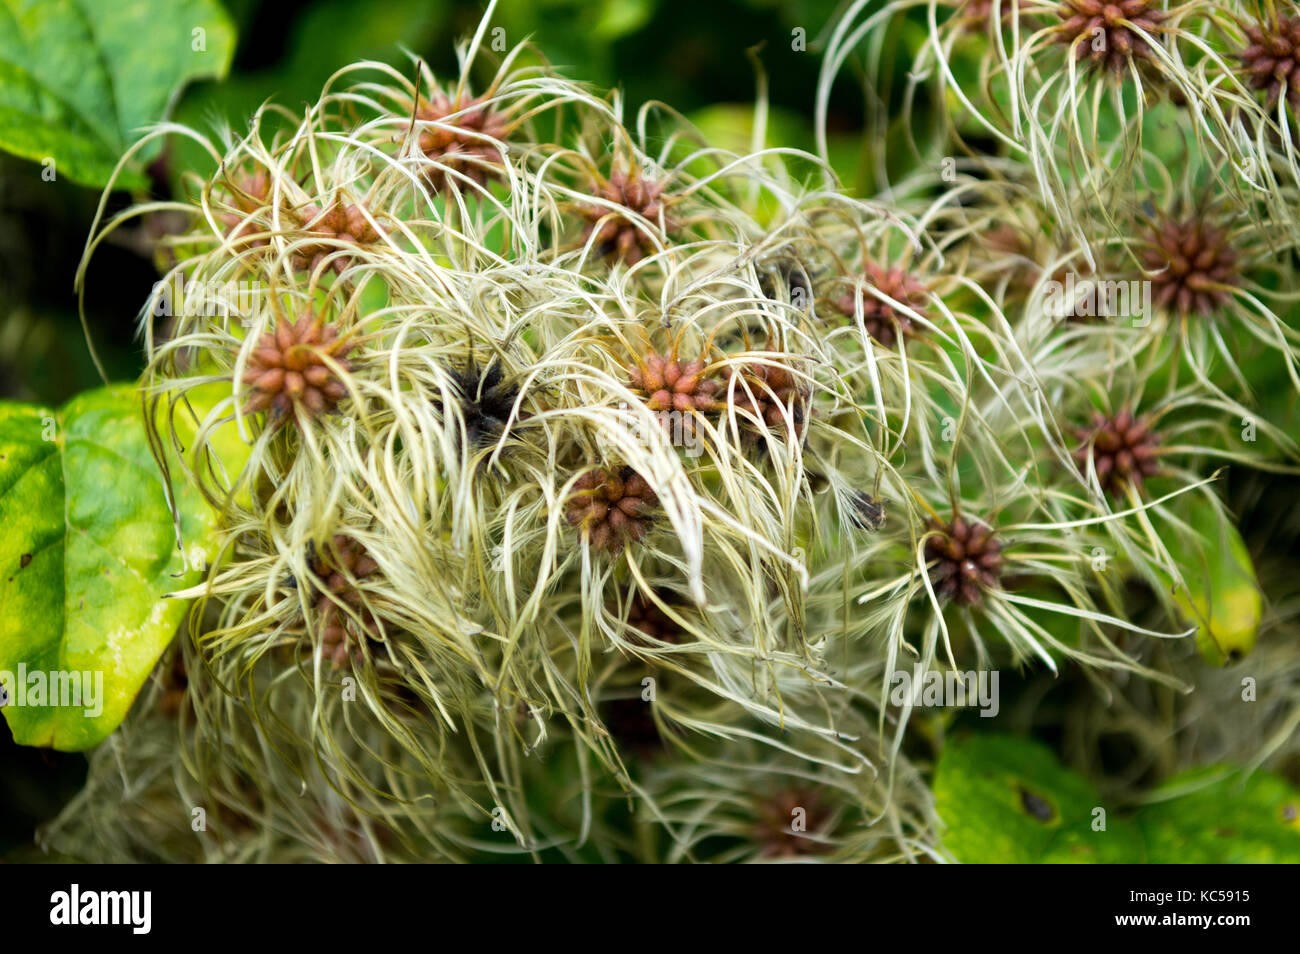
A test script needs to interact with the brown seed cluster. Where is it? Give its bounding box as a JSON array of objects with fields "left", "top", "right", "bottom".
[
  {"left": 628, "top": 353, "right": 721, "bottom": 413},
  {"left": 981, "top": 224, "right": 1039, "bottom": 286},
  {"left": 310, "top": 535, "right": 381, "bottom": 670},
  {"left": 242, "top": 311, "right": 353, "bottom": 426},
  {"left": 924, "top": 514, "right": 1004, "bottom": 606},
  {"left": 566, "top": 467, "right": 659, "bottom": 553},
  {"left": 832, "top": 261, "right": 928, "bottom": 347},
  {"left": 1053, "top": 0, "right": 1169, "bottom": 73},
  {"left": 958, "top": 0, "right": 1035, "bottom": 32},
  {"left": 624, "top": 590, "right": 684, "bottom": 647},
  {"left": 727, "top": 350, "right": 809, "bottom": 441},
  {"left": 1139, "top": 215, "right": 1240, "bottom": 318},
  {"left": 1240, "top": 15, "right": 1300, "bottom": 112},
  {"left": 291, "top": 200, "right": 384, "bottom": 276},
  {"left": 1072, "top": 407, "right": 1161, "bottom": 498},
  {"left": 755, "top": 789, "right": 834, "bottom": 858},
  {"left": 579, "top": 167, "right": 669, "bottom": 265},
  {"left": 217, "top": 168, "right": 273, "bottom": 249},
  {"left": 414, "top": 91, "right": 509, "bottom": 192}
]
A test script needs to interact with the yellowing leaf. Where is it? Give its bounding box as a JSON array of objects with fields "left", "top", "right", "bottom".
[
  {"left": 1164, "top": 500, "right": 1262, "bottom": 666},
  {"left": 0, "top": 386, "right": 222, "bottom": 750}
]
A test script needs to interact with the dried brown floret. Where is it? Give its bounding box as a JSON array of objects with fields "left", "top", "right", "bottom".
[
  {"left": 565, "top": 466, "right": 659, "bottom": 553},
  {"left": 217, "top": 168, "right": 273, "bottom": 249},
  {"left": 831, "top": 260, "right": 928, "bottom": 347},
  {"left": 976, "top": 224, "right": 1106, "bottom": 321},
  {"left": 924, "top": 513, "right": 1004, "bottom": 606},
  {"left": 578, "top": 166, "right": 669, "bottom": 265},
  {"left": 726, "top": 348, "right": 810, "bottom": 442},
  {"left": 290, "top": 200, "right": 384, "bottom": 276},
  {"left": 1139, "top": 213, "right": 1239, "bottom": 318},
  {"left": 1053, "top": 0, "right": 1169, "bottom": 73},
  {"left": 755, "top": 789, "right": 835, "bottom": 858},
  {"left": 1072, "top": 407, "right": 1162, "bottom": 498},
  {"left": 309, "top": 535, "right": 381, "bottom": 670},
  {"left": 848, "top": 491, "right": 887, "bottom": 531},
  {"left": 432, "top": 360, "right": 521, "bottom": 449},
  {"left": 1239, "top": 14, "right": 1300, "bottom": 113},
  {"left": 414, "top": 90, "right": 509, "bottom": 192},
  {"left": 241, "top": 311, "right": 353, "bottom": 427},
  {"left": 628, "top": 352, "right": 721, "bottom": 413},
  {"left": 981, "top": 223, "right": 1039, "bottom": 282},
  {"left": 957, "top": 0, "right": 1036, "bottom": 33},
  {"left": 623, "top": 590, "right": 685, "bottom": 646}
]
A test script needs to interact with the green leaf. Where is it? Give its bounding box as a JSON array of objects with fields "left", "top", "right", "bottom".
[
  {"left": 933, "top": 734, "right": 1144, "bottom": 862},
  {"left": 0, "top": 0, "right": 236, "bottom": 189},
  {"left": 935, "top": 735, "right": 1300, "bottom": 863},
  {"left": 1162, "top": 497, "right": 1262, "bottom": 666},
  {"left": 0, "top": 386, "right": 222, "bottom": 750},
  {"left": 1136, "top": 768, "right": 1300, "bottom": 863}
]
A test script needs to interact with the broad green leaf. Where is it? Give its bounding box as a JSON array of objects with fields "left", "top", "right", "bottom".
[
  {"left": 1136, "top": 768, "right": 1300, "bottom": 863},
  {"left": 935, "top": 735, "right": 1300, "bottom": 863},
  {"left": 933, "top": 734, "right": 1144, "bottom": 862},
  {"left": 0, "top": 386, "right": 224, "bottom": 750},
  {"left": 0, "top": 0, "right": 235, "bottom": 189}
]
